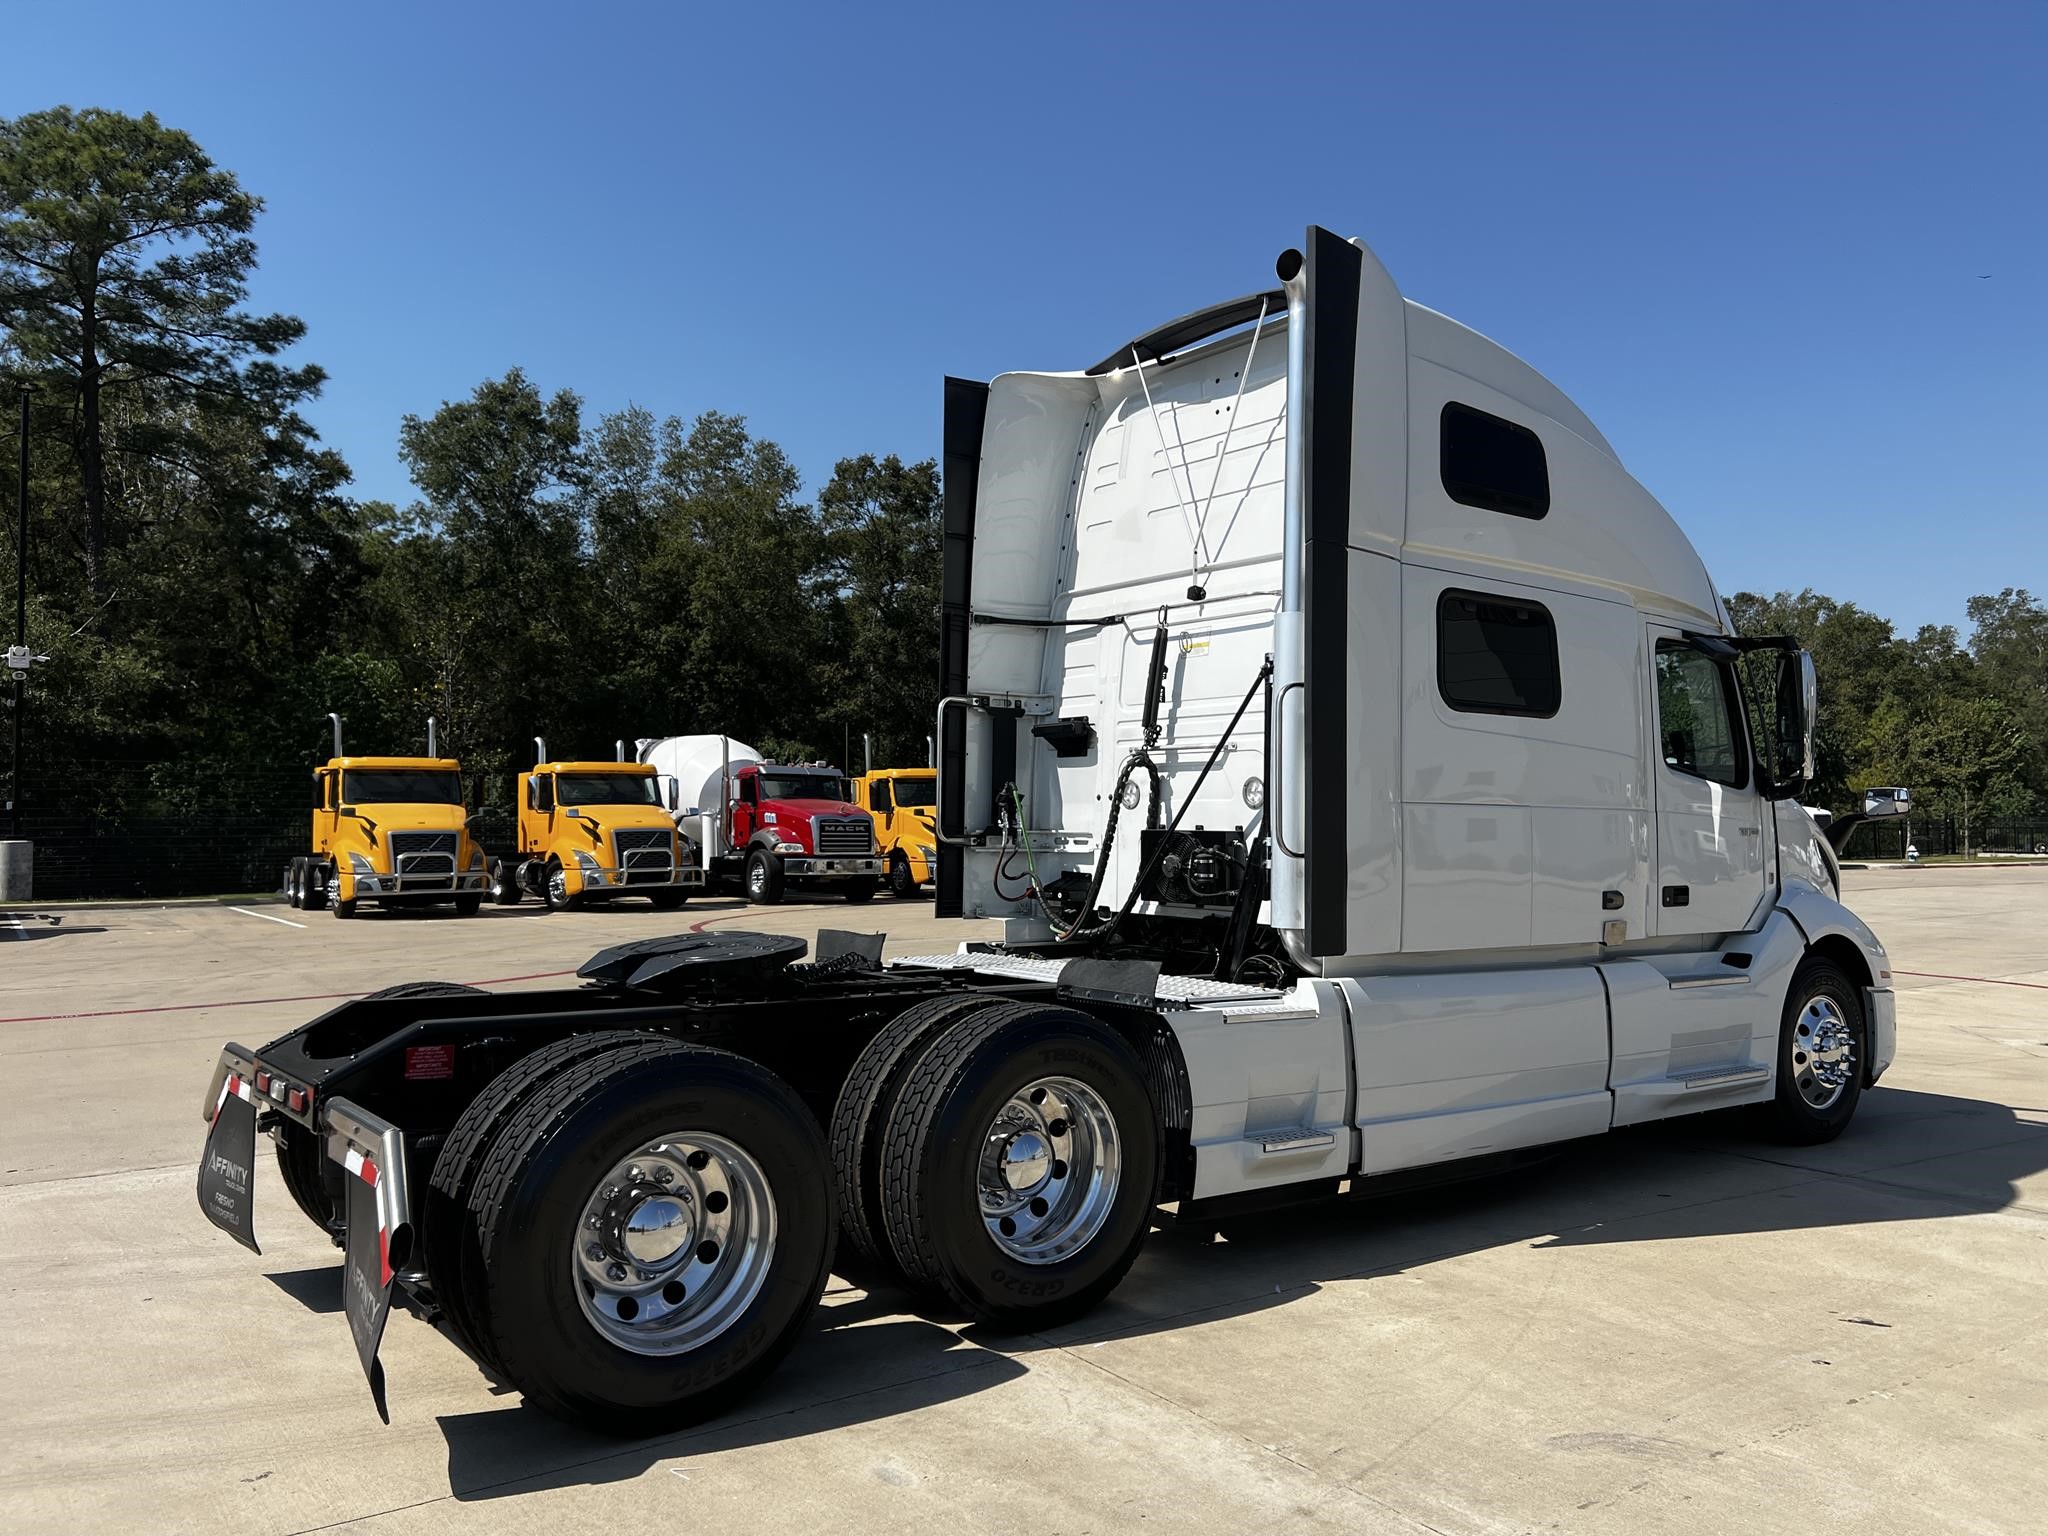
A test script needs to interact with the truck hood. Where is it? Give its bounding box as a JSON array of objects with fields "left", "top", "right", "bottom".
[
  {"left": 558, "top": 805, "right": 676, "bottom": 833},
  {"left": 354, "top": 804, "right": 470, "bottom": 833},
  {"left": 762, "top": 798, "right": 868, "bottom": 820}
]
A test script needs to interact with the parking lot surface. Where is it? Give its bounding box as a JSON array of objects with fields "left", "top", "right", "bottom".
[{"left": 3, "top": 871, "right": 2044, "bottom": 1535}]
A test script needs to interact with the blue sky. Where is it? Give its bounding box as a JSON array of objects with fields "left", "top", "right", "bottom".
[{"left": 6, "top": 2, "right": 2042, "bottom": 638}]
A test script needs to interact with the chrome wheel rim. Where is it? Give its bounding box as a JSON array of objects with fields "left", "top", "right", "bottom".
[
  {"left": 548, "top": 866, "right": 567, "bottom": 906},
  {"left": 571, "top": 1131, "right": 777, "bottom": 1356},
  {"left": 748, "top": 860, "right": 766, "bottom": 897},
  {"left": 1792, "top": 995, "right": 1857, "bottom": 1109},
  {"left": 979, "top": 1076, "right": 1121, "bottom": 1265}
]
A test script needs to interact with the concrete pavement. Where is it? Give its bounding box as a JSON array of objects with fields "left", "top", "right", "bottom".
[{"left": 2, "top": 872, "right": 2043, "bottom": 1534}]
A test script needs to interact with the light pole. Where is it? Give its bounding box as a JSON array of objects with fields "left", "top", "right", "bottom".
[{"left": 1, "top": 388, "right": 29, "bottom": 899}]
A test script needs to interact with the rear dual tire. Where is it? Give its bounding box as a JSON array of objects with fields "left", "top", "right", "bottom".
[
  {"left": 835, "top": 1001, "right": 1160, "bottom": 1330},
  {"left": 426, "top": 1035, "right": 832, "bottom": 1432}
]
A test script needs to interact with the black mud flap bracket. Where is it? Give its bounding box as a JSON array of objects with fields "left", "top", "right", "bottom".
[
  {"left": 325, "top": 1097, "right": 414, "bottom": 1424},
  {"left": 197, "top": 1042, "right": 261, "bottom": 1254}
]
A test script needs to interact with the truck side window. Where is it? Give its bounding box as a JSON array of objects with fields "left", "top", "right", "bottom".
[
  {"left": 740, "top": 777, "right": 757, "bottom": 804},
  {"left": 532, "top": 775, "right": 554, "bottom": 813},
  {"left": 871, "top": 781, "right": 891, "bottom": 814},
  {"left": 1441, "top": 402, "right": 1549, "bottom": 519},
  {"left": 1655, "top": 643, "right": 1748, "bottom": 788},
  {"left": 1437, "top": 590, "right": 1560, "bottom": 717}
]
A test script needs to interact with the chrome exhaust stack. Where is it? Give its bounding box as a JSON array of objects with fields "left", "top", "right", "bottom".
[
  {"left": 534, "top": 736, "right": 548, "bottom": 767},
  {"left": 1269, "top": 246, "right": 1309, "bottom": 939},
  {"left": 328, "top": 712, "right": 344, "bottom": 759},
  {"left": 426, "top": 717, "right": 437, "bottom": 758}
]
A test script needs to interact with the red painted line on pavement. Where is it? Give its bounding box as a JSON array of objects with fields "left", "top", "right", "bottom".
[
  {"left": 0, "top": 968, "right": 582, "bottom": 1025},
  {"left": 1893, "top": 969, "right": 2048, "bottom": 991}
]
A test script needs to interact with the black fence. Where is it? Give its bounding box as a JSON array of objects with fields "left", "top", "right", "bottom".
[
  {"left": 4, "top": 759, "right": 519, "bottom": 901},
  {"left": 1837, "top": 817, "right": 2048, "bottom": 861}
]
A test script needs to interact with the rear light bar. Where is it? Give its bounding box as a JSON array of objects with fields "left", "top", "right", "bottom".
[{"left": 201, "top": 1044, "right": 315, "bottom": 1128}]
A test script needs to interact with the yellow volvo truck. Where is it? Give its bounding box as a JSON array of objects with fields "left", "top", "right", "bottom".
[
  {"left": 851, "top": 766, "right": 938, "bottom": 898},
  {"left": 491, "top": 741, "right": 700, "bottom": 913},
  {"left": 284, "top": 716, "right": 489, "bottom": 919}
]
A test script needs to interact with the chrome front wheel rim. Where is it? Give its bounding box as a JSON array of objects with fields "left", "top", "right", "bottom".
[
  {"left": 1792, "top": 995, "right": 1857, "bottom": 1109},
  {"left": 548, "top": 866, "right": 567, "bottom": 906},
  {"left": 571, "top": 1131, "right": 778, "bottom": 1356},
  {"left": 978, "top": 1076, "right": 1121, "bottom": 1265}
]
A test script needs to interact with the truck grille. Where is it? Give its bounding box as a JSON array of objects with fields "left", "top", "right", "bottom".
[
  {"left": 614, "top": 829, "right": 674, "bottom": 885},
  {"left": 389, "top": 831, "right": 457, "bottom": 887},
  {"left": 812, "top": 817, "right": 874, "bottom": 856}
]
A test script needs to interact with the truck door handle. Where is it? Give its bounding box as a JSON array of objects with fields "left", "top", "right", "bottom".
[
  {"left": 1661, "top": 885, "right": 1690, "bottom": 907},
  {"left": 1270, "top": 680, "right": 1305, "bottom": 859},
  {"left": 1739, "top": 825, "right": 1761, "bottom": 837}
]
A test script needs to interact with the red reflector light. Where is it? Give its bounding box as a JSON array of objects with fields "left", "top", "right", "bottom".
[
  {"left": 255, "top": 1071, "right": 272, "bottom": 1094},
  {"left": 286, "top": 1087, "right": 308, "bottom": 1112},
  {"left": 405, "top": 1044, "right": 456, "bottom": 1081}
]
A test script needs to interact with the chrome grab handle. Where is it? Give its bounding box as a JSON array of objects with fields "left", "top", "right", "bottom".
[{"left": 1270, "top": 680, "right": 1305, "bottom": 859}]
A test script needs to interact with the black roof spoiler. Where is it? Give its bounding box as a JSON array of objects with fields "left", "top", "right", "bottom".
[{"left": 1085, "top": 288, "right": 1286, "bottom": 377}]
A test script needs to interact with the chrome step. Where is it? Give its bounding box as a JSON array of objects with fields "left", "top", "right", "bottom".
[
  {"left": 1667, "top": 972, "right": 1751, "bottom": 990},
  {"left": 1672, "top": 1064, "right": 1770, "bottom": 1091},
  {"left": 1249, "top": 1128, "right": 1337, "bottom": 1155}
]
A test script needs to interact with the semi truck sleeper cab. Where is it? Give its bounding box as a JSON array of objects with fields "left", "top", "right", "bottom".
[{"left": 204, "top": 225, "right": 1895, "bottom": 1435}]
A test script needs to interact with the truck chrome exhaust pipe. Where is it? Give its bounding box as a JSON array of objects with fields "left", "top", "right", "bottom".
[
  {"left": 427, "top": 717, "right": 437, "bottom": 758},
  {"left": 616, "top": 739, "right": 627, "bottom": 763},
  {"left": 1270, "top": 246, "right": 1309, "bottom": 943},
  {"left": 863, "top": 732, "right": 871, "bottom": 774},
  {"left": 328, "top": 712, "right": 344, "bottom": 759},
  {"left": 534, "top": 736, "right": 547, "bottom": 767}
]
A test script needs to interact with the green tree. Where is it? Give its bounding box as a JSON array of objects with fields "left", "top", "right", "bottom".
[
  {"left": 1861, "top": 694, "right": 2030, "bottom": 854},
  {"left": 1967, "top": 588, "right": 2048, "bottom": 802},
  {"left": 817, "top": 452, "right": 942, "bottom": 767},
  {"left": 0, "top": 107, "right": 320, "bottom": 599}
]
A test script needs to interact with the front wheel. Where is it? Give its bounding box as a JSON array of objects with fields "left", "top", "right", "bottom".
[
  {"left": 648, "top": 888, "right": 689, "bottom": 911},
  {"left": 454, "top": 892, "right": 483, "bottom": 917},
  {"left": 841, "top": 876, "right": 877, "bottom": 904},
  {"left": 1756, "top": 958, "right": 1867, "bottom": 1145},
  {"left": 286, "top": 859, "right": 304, "bottom": 909},
  {"left": 744, "top": 850, "right": 784, "bottom": 906},
  {"left": 878, "top": 1005, "right": 1158, "bottom": 1329},
  {"left": 470, "top": 1043, "right": 834, "bottom": 1431},
  {"left": 888, "top": 853, "right": 919, "bottom": 900},
  {"left": 544, "top": 859, "right": 579, "bottom": 913}
]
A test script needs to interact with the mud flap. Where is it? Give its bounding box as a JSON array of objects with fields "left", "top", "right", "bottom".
[
  {"left": 342, "top": 1161, "right": 397, "bottom": 1423},
  {"left": 327, "top": 1097, "right": 414, "bottom": 1425},
  {"left": 197, "top": 1070, "right": 261, "bottom": 1254}
]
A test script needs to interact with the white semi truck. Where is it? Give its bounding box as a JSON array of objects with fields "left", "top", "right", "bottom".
[{"left": 198, "top": 225, "right": 1897, "bottom": 1432}]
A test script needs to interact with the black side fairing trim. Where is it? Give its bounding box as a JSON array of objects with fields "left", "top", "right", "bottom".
[
  {"left": 937, "top": 376, "right": 990, "bottom": 919},
  {"left": 1303, "top": 226, "right": 1360, "bottom": 957}
]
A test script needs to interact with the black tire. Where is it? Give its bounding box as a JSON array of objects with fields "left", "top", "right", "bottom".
[
  {"left": 489, "top": 859, "right": 524, "bottom": 906},
  {"left": 744, "top": 849, "right": 784, "bottom": 906},
  {"left": 303, "top": 862, "right": 328, "bottom": 912},
  {"left": 543, "top": 858, "right": 579, "bottom": 913},
  {"left": 470, "top": 1042, "right": 834, "bottom": 1431},
  {"left": 274, "top": 1119, "right": 343, "bottom": 1240},
  {"left": 841, "top": 876, "right": 878, "bottom": 904},
  {"left": 286, "top": 859, "right": 304, "bottom": 909},
  {"left": 424, "top": 1031, "right": 668, "bottom": 1372},
  {"left": 828, "top": 995, "right": 1025, "bottom": 1279},
  {"left": 878, "top": 1005, "right": 1158, "bottom": 1330},
  {"left": 331, "top": 894, "right": 357, "bottom": 919},
  {"left": 648, "top": 888, "right": 689, "bottom": 910},
  {"left": 1756, "top": 958, "right": 1868, "bottom": 1145},
  {"left": 888, "top": 853, "right": 918, "bottom": 899},
  {"left": 454, "top": 893, "right": 483, "bottom": 917}
]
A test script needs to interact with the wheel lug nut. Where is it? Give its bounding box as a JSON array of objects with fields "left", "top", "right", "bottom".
[
  {"left": 586, "top": 1243, "right": 604, "bottom": 1260},
  {"left": 628, "top": 1166, "right": 645, "bottom": 1182},
  {"left": 606, "top": 1262, "right": 628, "bottom": 1282},
  {"left": 637, "top": 1268, "right": 657, "bottom": 1282},
  {"left": 654, "top": 1166, "right": 674, "bottom": 1184}
]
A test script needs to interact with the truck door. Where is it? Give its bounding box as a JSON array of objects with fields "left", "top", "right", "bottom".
[
  {"left": 870, "top": 778, "right": 893, "bottom": 834},
  {"left": 1648, "top": 628, "right": 1769, "bottom": 936},
  {"left": 314, "top": 769, "right": 339, "bottom": 853},
  {"left": 730, "top": 771, "right": 758, "bottom": 846}
]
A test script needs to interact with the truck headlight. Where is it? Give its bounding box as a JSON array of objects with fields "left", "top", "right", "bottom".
[
  {"left": 574, "top": 850, "right": 609, "bottom": 886},
  {"left": 348, "top": 852, "right": 380, "bottom": 893},
  {"left": 773, "top": 839, "right": 805, "bottom": 854},
  {"left": 468, "top": 847, "right": 484, "bottom": 870}
]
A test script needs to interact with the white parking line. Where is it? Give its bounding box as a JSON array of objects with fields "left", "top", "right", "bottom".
[{"left": 229, "top": 906, "right": 306, "bottom": 929}]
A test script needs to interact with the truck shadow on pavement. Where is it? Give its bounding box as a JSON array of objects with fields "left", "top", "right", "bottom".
[{"left": 430, "top": 1084, "right": 2043, "bottom": 1502}]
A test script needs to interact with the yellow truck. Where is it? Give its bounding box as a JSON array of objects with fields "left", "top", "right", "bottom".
[
  {"left": 850, "top": 766, "right": 938, "bottom": 898},
  {"left": 491, "top": 742, "right": 700, "bottom": 913},
  {"left": 284, "top": 716, "right": 489, "bottom": 919}
]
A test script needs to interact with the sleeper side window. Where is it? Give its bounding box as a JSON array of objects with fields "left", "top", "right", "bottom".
[
  {"left": 871, "top": 781, "right": 892, "bottom": 814},
  {"left": 1655, "top": 643, "right": 1748, "bottom": 789},
  {"left": 1436, "top": 590, "right": 1561, "bottom": 717},
  {"left": 1441, "top": 402, "right": 1550, "bottom": 519}
]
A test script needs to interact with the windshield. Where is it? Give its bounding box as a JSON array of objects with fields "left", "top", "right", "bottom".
[
  {"left": 890, "top": 776, "right": 937, "bottom": 808},
  {"left": 758, "top": 772, "right": 848, "bottom": 802},
  {"left": 343, "top": 769, "right": 461, "bottom": 806},
  {"left": 556, "top": 773, "right": 661, "bottom": 807}
]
